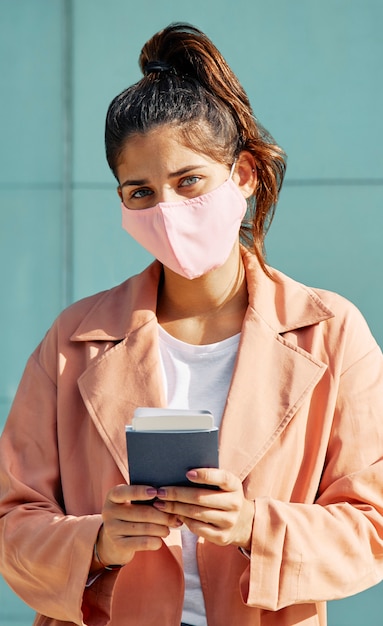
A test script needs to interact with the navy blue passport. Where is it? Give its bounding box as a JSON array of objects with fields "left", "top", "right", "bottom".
[{"left": 125, "top": 408, "right": 219, "bottom": 489}]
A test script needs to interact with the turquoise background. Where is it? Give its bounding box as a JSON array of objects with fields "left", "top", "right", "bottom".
[{"left": 0, "top": 0, "right": 382, "bottom": 623}]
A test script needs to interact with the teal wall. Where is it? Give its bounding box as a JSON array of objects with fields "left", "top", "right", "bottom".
[{"left": 0, "top": 0, "right": 382, "bottom": 623}]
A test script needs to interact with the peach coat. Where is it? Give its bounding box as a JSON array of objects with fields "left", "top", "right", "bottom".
[{"left": 1, "top": 249, "right": 383, "bottom": 626}]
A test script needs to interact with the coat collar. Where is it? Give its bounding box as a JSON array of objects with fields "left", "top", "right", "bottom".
[
  {"left": 71, "top": 248, "right": 333, "bottom": 343},
  {"left": 74, "top": 250, "right": 334, "bottom": 481},
  {"left": 70, "top": 261, "right": 162, "bottom": 342}
]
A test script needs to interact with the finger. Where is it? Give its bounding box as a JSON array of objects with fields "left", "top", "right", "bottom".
[
  {"left": 185, "top": 468, "right": 241, "bottom": 492},
  {"left": 121, "top": 535, "right": 164, "bottom": 553},
  {"left": 183, "top": 497, "right": 255, "bottom": 548},
  {"left": 103, "top": 499, "right": 182, "bottom": 528},
  {"left": 156, "top": 479, "right": 241, "bottom": 510},
  {"left": 97, "top": 529, "right": 164, "bottom": 565},
  {"left": 153, "top": 496, "right": 239, "bottom": 527},
  {"left": 155, "top": 499, "right": 237, "bottom": 527},
  {"left": 100, "top": 514, "right": 173, "bottom": 564},
  {"left": 107, "top": 484, "right": 158, "bottom": 504},
  {"left": 106, "top": 518, "right": 173, "bottom": 538},
  {"left": 182, "top": 519, "right": 234, "bottom": 546}
]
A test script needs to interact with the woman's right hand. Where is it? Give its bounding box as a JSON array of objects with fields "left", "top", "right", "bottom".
[{"left": 93, "top": 484, "right": 182, "bottom": 570}]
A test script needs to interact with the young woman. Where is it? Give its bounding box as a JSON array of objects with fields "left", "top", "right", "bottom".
[{"left": 1, "top": 22, "right": 383, "bottom": 626}]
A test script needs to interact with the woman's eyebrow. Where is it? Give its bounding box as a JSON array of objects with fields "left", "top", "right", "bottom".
[
  {"left": 169, "top": 164, "right": 208, "bottom": 178},
  {"left": 120, "top": 165, "right": 208, "bottom": 188},
  {"left": 120, "top": 177, "right": 148, "bottom": 188}
]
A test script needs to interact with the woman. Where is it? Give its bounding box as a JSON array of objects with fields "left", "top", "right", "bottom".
[{"left": 1, "top": 22, "right": 383, "bottom": 626}]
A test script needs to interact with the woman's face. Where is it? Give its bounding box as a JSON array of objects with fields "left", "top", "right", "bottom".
[{"left": 116, "top": 125, "right": 232, "bottom": 210}]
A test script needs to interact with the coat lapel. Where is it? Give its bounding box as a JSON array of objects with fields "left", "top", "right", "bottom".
[
  {"left": 219, "top": 306, "right": 328, "bottom": 478},
  {"left": 77, "top": 320, "right": 166, "bottom": 481},
  {"left": 219, "top": 250, "right": 333, "bottom": 478},
  {"left": 73, "top": 262, "right": 166, "bottom": 481}
]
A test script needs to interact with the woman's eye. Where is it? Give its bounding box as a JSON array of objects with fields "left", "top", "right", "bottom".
[
  {"left": 131, "top": 188, "right": 153, "bottom": 199},
  {"left": 179, "top": 175, "right": 201, "bottom": 188}
]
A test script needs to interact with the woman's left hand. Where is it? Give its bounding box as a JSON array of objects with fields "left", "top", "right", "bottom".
[{"left": 152, "top": 468, "right": 254, "bottom": 550}]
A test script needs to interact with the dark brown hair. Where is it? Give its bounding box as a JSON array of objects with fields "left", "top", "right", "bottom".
[{"left": 105, "top": 22, "right": 286, "bottom": 273}]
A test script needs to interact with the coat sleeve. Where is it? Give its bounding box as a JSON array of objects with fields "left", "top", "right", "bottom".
[
  {"left": 240, "top": 303, "right": 383, "bottom": 611},
  {"left": 0, "top": 347, "right": 114, "bottom": 625}
]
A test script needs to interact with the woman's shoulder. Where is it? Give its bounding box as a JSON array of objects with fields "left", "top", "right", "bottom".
[
  {"left": 42, "top": 261, "right": 161, "bottom": 346},
  {"left": 269, "top": 265, "right": 366, "bottom": 320},
  {"left": 55, "top": 278, "right": 132, "bottom": 338},
  {"left": 267, "top": 265, "right": 380, "bottom": 358}
]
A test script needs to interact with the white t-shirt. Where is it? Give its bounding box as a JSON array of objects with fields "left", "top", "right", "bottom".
[{"left": 158, "top": 325, "right": 240, "bottom": 626}]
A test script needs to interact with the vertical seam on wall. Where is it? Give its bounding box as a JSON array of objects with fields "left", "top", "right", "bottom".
[{"left": 62, "top": 0, "right": 73, "bottom": 307}]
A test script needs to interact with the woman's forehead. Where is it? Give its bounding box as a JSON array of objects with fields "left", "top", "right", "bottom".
[{"left": 116, "top": 125, "right": 221, "bottom": 177}]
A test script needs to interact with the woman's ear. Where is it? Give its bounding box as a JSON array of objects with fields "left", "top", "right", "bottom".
[
  {"left": 117, "top": 186, "right": 123, "bottom": 201},
  {"left": 233, "top": 151, "right": 257, "bottom": 199}
]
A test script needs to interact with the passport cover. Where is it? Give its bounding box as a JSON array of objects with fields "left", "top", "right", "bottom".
[{"left": 125, "top": 427, "right": 219, "bottom": 489}]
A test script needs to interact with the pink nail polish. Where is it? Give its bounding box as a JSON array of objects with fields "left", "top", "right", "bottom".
[{"left": 153, "top": 500, "right": 166, "bottom": 509}]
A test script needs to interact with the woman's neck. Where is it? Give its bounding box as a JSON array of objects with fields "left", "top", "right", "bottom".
[{"left": 156, "top": 245, "right": 248, "bottom": 344}]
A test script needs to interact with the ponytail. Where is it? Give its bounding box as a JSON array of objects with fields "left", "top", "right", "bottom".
[{"left": 105, "top": 22, "right": 286, "bottom": 274}]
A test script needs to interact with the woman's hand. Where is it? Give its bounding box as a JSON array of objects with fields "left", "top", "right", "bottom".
[
  {"left": 153, "top": 469, "right": 254, "bottom": 550},
  {"left": 93, "top": 484, "right": 182, "bottom": 570}
]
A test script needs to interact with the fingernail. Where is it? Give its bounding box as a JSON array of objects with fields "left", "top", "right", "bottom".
[
  {"left": 153, "top": 500, "right": 166, "bottom": 509},
  {"left": 186, "top": 470, "right": 198, "bottom": 478},
  {"left": 157, "top": 488, "right": 167, "bottom": 497},
  {"left": 146, "top": 488, "right": 157, "bottom": 496}
]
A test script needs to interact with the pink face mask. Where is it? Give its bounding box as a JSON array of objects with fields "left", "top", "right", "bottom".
[{"left": 121, "top": 174, "right": 247, "bottom": 280}]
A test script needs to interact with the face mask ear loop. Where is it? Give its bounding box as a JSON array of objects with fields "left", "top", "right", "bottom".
[{"left": 229, "top": 160, "right": 237, "bottom": 180}]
